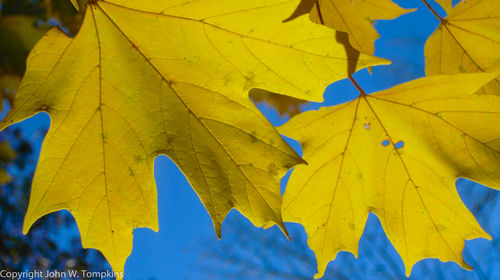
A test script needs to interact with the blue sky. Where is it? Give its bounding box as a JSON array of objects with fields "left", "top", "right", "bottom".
[{"left": 4, "top": 0, "right": 500, "bottom": 279}]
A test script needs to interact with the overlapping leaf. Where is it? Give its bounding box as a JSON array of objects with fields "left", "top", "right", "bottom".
[
  {"left": 280, "top": 73, "right": 500, "bottom": 278},
  {"left": 288, "top": 0, "right": 411, "bottom": 55},
  {"left": 0, "top": 0, "right": 388, "bottom": 273},
  {"left": 254, "top": 0, "right": 407, "bottom": 115},
  {"left": 425, "top": 0, "right": 500, "bottom": 95}
]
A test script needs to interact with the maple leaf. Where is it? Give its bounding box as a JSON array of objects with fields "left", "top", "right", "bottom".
[
  {"left": 424, "top": 0, "right": 500, "bottom": 95},
  {"left": 0, "top": 0, "right": 387, "bottom": 273},
  {"left": 279, "top": 73, "right": 500, "bottom": 278},
  {"left": 286, "top": 0, "right": 412, "bottom": 55}
]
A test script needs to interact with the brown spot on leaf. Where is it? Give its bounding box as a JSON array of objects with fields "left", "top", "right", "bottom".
[
  {"left": 267, "top": 163, "right": 278, "bottom": 176},
  {"left": 133, "top": 155, "right": 144, "bottom": 163}
]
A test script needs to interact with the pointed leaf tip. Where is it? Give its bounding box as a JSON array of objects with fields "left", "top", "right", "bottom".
[{"left": 70, "top": 0, "right": 80, "bottom": 11}]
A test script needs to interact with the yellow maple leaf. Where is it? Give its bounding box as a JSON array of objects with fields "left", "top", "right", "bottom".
[
  {"left": 425, "top": 0, "right": 500, "bottom": 95},
  {"left": 0, "top": 0, "right": 387, "bottom": 273},
  {"left": 279, "top": 72, "right": 500, "bottom": 278},
  {"left": 287, "top": 0, "right": 412, "bottom": 55}
]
